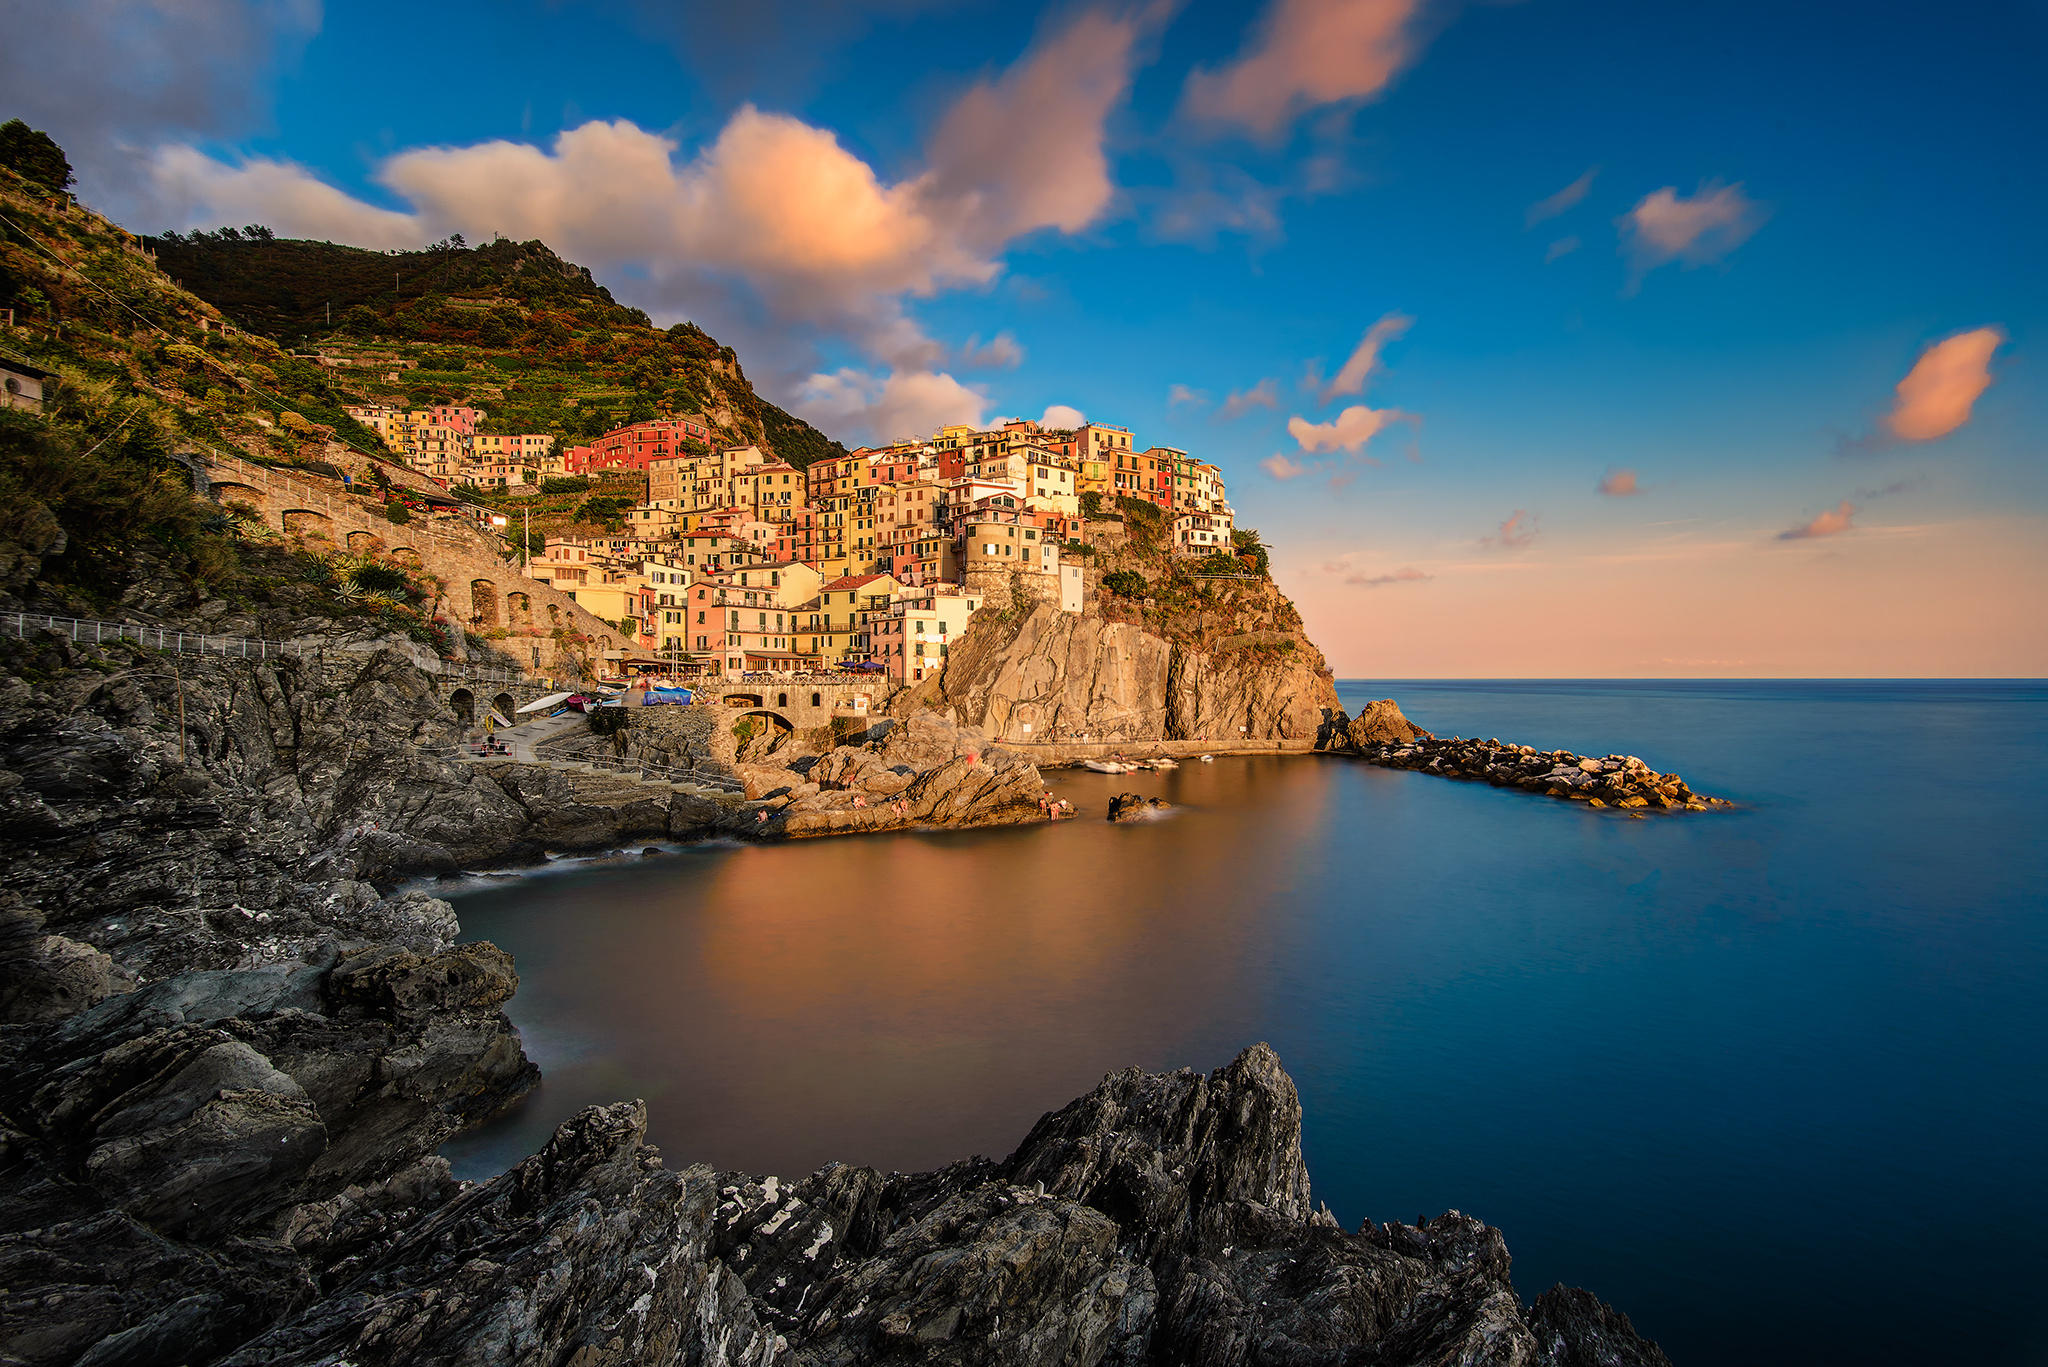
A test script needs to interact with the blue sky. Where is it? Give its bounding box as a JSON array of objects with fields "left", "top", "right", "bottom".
[{"left": 10, "top": 0, "right": 2044, "bottom": 673}]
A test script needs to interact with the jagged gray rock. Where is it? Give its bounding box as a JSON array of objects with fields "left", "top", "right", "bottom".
[{"left": 0, "top": 628, "right": 1673, "bottom": 1367}]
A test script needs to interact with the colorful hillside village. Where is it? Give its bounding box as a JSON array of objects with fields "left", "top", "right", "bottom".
[{"left": 344, "top": 403, "right": 1236, "bottom": 681}]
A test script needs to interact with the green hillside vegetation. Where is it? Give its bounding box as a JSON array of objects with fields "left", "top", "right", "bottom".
[{"left": 150, "top": 231, "right": 848, "bottom": 466}]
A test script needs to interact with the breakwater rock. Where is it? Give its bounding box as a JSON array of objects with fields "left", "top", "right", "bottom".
[{"left": 1333, "top": 698, "right": 1729, "bottom": 809}]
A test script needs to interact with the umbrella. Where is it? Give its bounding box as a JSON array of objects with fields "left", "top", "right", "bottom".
[{"left": 517, "top": 691, "right": 575, "bottom": 714}]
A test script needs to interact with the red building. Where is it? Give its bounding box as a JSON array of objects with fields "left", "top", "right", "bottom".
[{"left": 565, "top": 416, "right": 713, "bottom": 475}]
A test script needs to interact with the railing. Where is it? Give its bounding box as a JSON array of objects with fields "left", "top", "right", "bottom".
[
  {"left": 3, "top": 612, "right": 311, "bottom": 660},
  {"left": 4, "top": 611, "right": 547, "bottom": 687}
]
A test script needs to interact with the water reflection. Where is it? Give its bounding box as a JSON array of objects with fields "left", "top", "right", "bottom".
[{"left": 447, "top": 757, "right": 1340, "bottom": 1178}]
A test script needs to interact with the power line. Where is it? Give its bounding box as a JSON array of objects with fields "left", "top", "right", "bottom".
[{"left": 0, "top": 204, "right": 412, "bottom": 473}]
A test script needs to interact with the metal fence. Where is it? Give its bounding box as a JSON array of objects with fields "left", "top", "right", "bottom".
[
  {"left": 4, "top": 611, "right": 542, "bottom": 687},
  {"left": 3, "top": 612, "right": 312, "bottom": 661}
]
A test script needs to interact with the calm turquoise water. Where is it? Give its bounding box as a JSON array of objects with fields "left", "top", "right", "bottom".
[{"left": 443, "top": 680, "right": 2048, "bottom": 1366}]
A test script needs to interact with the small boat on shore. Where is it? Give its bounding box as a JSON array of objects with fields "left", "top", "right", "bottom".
[{"left": 1081, "top": 759, "right": 1136, "bottom": 774}]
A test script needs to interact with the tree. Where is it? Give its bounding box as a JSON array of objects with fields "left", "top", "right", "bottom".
[
  {"left": 1102, "top": 570, "right": 1148, "bottom": 598},
  {"left": 386, "top": 501, "right": 412, "bottom": 525},
  {"left": 242, "top": 225, "right": 275, "bottom": 241},
  {"left": 1079, "top": 491, "right": 1105, "bottom": 519},
  {"left": 0, "top": 120, "right": 74, "bottom": 193},
  {"left": 1232, "top": 527, "right": 1269, "bottom": 576}
]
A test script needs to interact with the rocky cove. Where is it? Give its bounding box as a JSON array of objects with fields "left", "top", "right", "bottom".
[{"left": 0, "top": 614, "right": 1684, "bottom": 1365}]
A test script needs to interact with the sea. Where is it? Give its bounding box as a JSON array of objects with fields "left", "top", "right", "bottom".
[{"left": 439, "top": 679, "right": 2048, "bottom": 1366}]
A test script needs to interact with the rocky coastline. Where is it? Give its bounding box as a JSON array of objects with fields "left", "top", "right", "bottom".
[
  {"left": 0, "top": 627, "right": 1675, "bottom": 1366},
  {"left": 1331, "top": 699, "right": 1730, "bottom": 811}
]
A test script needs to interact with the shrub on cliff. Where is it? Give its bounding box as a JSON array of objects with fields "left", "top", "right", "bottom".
[{"left": 1102, "top": 570, "right": 1148, "bottom": 598}]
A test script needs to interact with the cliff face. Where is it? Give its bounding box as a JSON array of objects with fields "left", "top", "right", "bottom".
[{"left": 913, "top": 595, "right": 1343, "bottom": 749}]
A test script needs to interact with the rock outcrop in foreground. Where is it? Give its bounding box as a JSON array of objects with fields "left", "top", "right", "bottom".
[
  {"left": 0, "top": 635, "right": 1670, "bottom": 1366},
  {"left": 208, "top": 1046, "right": 1668, "bottom": 1367},
  {"left": 1334, "top": 699, "right": 1730, "bottom": 811}
]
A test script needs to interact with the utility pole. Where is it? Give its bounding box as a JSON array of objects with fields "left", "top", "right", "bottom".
[{"left": 523, "top": 505, "right": 531, "bottom": 570}]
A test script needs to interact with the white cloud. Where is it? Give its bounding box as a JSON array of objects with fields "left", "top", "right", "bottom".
[
  {"left": 1219, "top": 378, "right": 1280, "bottom": 420},
  {"left": 960, "top": 332, "right": 1024, "bottom": 369},
  {"left": 1619, "top": 181, "right": 1766, "bottom": 284},
  {"left": 1182, "top": 0, "right": 1426, "bottom": 139},
  {"left": 0, "top": 0, "right": 323, "bottom": 220},
  {"left": 1287, "top": 403, "right": 1407, "bottom": 453},
  {"left": 1040, "top": 404, "right": 1086, "bottom": 429},
  {"left": 1316, "top": 312, "right": 1410, "bottom": 403},
  {"left": 146, "top": 147, "right": 423, "bottom": 250},
  {"left": 1545, "top": 235, "right": 1581, "bottom": 263},
  {"left": 795, "top": 368, "right": 987, "bottom": 444},
  {"left": 1168, "top": 383, "right": 1209, "bottom": 409}
]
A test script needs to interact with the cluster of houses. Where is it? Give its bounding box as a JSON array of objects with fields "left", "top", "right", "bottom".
[{"left": 344, "top": 405, "right": 1237, "bottom": 680}]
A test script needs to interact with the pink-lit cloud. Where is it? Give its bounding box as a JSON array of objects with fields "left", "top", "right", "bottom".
[
  {"left": 1485, "top": 509, "right": 1539, "bottom": 549},
  {"left": 1262, "top": 452, "right": 1310, "bottom": 480},
  {"left": 1287, "top": 403, "right": 1407, "bottom": 454},
  {"left": 1220, "top": 377, "right": 1281, "bottom": 420},
  {"left": 1598, "top": 468, "right": 1642, "bottom": 496},
  {"left": 1883, "top": 326, "right": 2005, "bottom": 442},
  {"left": 1619, "top": 181, "right": 1766, "bottom": 285},
  {"left": 1526, "top": 167, "right": 1598, "bottom": 227},
  {"left": 1316, "top": 312, "right": 1411, "bottom": 403},
  {"left": 1545, "top": 235, "right": 1580, "bottom": 263},
  {"left": 1777, "top": 500, "right": 1857, "bottom": 541},
  {"left": 1168, "top": 383, "right": 1209, "bottom": 409},
  {"left": 1181, "top": 0, "right": 1425, "bottom": 139},
  {"left": 138, "top": 8, "right": 1154, "bottom": 431}
]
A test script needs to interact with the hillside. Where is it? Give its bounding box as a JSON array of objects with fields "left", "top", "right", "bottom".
[{"left": 150, "top": 231, "right": 847, "bottom": 465}]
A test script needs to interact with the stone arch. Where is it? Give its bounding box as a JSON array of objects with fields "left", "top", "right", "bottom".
[
  {"left": 389, "top": 546, "right": 422, "bottom": 567},
  {"left": 722, "top": 692, "right": 764, "bottom": 708},
  {"left": 506, "top": 591, "right": 532, "bottom": 626},
  {"left": 449, "top": 688, "right": 475, "bottom": 725},
  {"left": 281, "top": 508, "right": 333, "bottom": 539},
  {"left": 775, "top": 691, "right": 789, "bottom": 708},
  {"left": 211, "top": 482, "right": 268, "bottom": 518},
  {"left": 346, "top": 530, "right": 384, "bottom": 554},
  {"left": 731, "top": 709, "right": 794, "bottom": 762},
  {"left": 491, "top": 692, "right": 515, "bottom": 722},
  {"left": 810, "top": 692, "right": 822, "bottom": 708},
  {"left": 470, "top": 579, "right": 500, "bottom": 630}
]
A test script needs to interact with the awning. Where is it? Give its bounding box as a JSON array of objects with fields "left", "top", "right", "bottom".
[{"left": 517, "top": 690, "right": 575, "bottom": 714}]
